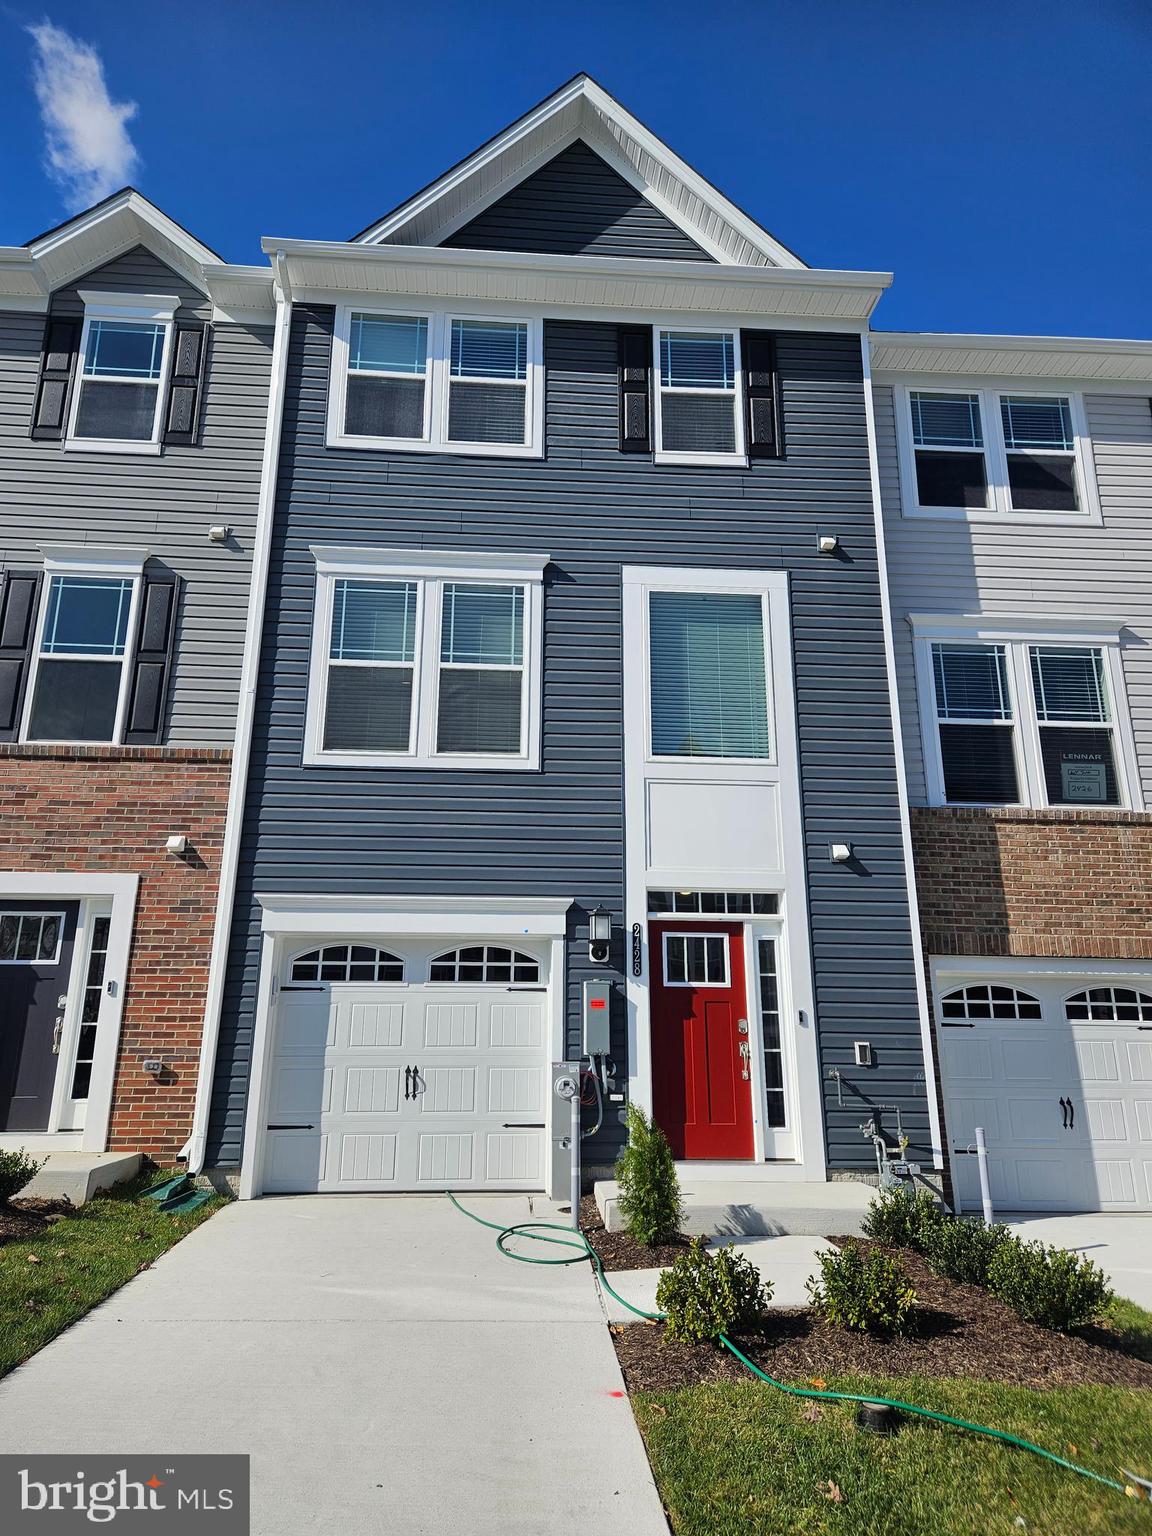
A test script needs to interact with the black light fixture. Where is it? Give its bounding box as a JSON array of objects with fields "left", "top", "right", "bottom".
[{"left": 588, "top": 905, "right": 612, "bottom": 964}]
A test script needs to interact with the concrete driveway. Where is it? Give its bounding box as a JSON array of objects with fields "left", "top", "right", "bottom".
[
  {"left": 1006, "top": 1214, "right": 1152, "bottom": 1308},
  {"left": 0, "top": 1196, "right": 669, "bottom": 1536}
]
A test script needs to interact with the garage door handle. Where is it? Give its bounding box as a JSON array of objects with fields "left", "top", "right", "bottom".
[
  {"left": 1067, "top": 1098, "right": 1075, "bottom": 1130},
  {"left": 502, "top": 1123, "right": 545, "bottom": 1129},
  {"left": 267, "top": 1124, "right": 315, "bottom": 1130},
  {"left": 404, "top": 1066, "right": 412, "bottom": 1101},
  {"left": 1059, "top": 1096, "right": 1068, "bottom": 1128}
]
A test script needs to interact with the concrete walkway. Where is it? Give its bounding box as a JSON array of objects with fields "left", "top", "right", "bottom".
[
  {"left": 1005, "top": 1213, "right": 1152, "bottom": 1309},
  {"left": 0, "top": 1196, "right": 669, "bottom": 1536}
]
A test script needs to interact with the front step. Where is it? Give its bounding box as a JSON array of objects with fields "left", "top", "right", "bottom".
[
  {"left": 594, "top": 1177, "right": 874, "bottom": 1238},
  {"left": 21, "top": 1152, "right": 142, "bottom": 1206}
]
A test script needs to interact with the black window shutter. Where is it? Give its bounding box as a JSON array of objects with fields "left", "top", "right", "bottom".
[
  {"left": 618, "top": 326, "right": 652, "bottom": 453},
  {"left": 123, "top": 574, "right": 181, "bottom": 745},
  {"left": 741, "top": 330, "right": 782, "bottom": 459},
  {"left": 163, "top": 323, "right": 210, "bottom": 445},
  {"left": 0, "top": 571, "right": 43, "bottom": 740},
  {"left": 30, "top": 316, "right": 81, "bottom": 441}
]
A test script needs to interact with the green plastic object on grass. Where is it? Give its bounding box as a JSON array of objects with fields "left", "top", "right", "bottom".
[{"left": 446, "top": 1192, "right": 1136, "bottom": 1503}]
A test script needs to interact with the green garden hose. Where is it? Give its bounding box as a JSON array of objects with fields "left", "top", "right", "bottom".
[{"left": 447, "top": 1192, "right": 1137, "bottom": 1502}]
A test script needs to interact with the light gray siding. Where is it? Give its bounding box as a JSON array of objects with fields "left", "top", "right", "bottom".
[
  {"left": 0, "top": 246, "right": 272, "bottom": 743},
  {"left": 208, "top": 311, "right": 930, "bottom": 1174},
  {"left": 875, "top": 384, "right": 1152, "bottom": 805}
]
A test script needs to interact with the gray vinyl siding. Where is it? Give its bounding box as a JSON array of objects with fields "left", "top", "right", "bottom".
[
  {"left": 442, "top": 140, "right": 714, "bottom": 261},
  {"left": 875, "top": 385, "right": 1152, "bottom": 805},
  {"left": 208, "top": 309, "right": 930, "bottom": 1173},
  {"left": 0, "top": 246, "right": 272, "bottom": 743}
]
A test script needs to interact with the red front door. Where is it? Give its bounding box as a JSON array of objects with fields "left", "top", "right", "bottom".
[{"left": 650, "top": 921, "right": 754, "bottom": 1160}]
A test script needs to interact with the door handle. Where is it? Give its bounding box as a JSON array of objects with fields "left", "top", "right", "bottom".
[
  {"left": 404, "top": 1065, "right": 412, "bottom": 1101},
  {"left": 52, "top": 1018, "right": 63, "bottom": 1055},
  {"left": 1067, "top": 1098, "right": 1075, "bottom": 1130},
  {"left": 1059, "top": 1096, "right": 1068, "bottom": 1129},
  {"left": 738, "top": 1041, "right": 751, "bottom": 1080},
  {"left": 412, "top": 1065, "right": 421, "bottom": 1097}
]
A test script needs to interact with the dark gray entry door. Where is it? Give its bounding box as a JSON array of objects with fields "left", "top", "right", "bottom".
[{"left": 0, "top": 902, "right": 80, "bottom": 1131}]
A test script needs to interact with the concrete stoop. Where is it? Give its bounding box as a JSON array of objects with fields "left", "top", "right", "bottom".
[
  {"left": 21, "top": 1152, "right": 142, "bottom": 1205},
  {"left": 594, "top": 1177, "right": 873, "bottom": 1238}
]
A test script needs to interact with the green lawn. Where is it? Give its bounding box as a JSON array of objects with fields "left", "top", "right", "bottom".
[
  {"left": 633, "top": 1375, "right": 1152, "bottom": 1536},
  {"left": 0, "top": 1180, "right": 224, "bottom": 1379}
]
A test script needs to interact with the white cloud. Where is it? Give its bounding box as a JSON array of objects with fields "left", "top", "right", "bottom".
[{"left": 27, "top": 20, "right": 140, "bottom": 212}]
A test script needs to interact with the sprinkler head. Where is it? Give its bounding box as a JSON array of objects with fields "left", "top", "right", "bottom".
[{"left": 856, "top": 1402, "right": 900, "bottom": 1436}]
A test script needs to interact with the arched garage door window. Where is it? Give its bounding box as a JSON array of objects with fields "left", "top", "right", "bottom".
[
  {"left": 429, "top": 946, "right": 540, "bottom": 983},
  {"left": 290, "top": 945, "right": 404, "bottom": 982},
  {"left": 939, "top": 984, "right": 1042, "bottom": 1020},
  {"left": 1066, "top": 987, "right": 1152, "bottom": 1022}
]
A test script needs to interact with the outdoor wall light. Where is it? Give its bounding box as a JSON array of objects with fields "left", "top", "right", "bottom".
[
  {"left": 588, "top": 905, "right": 612, "bottom": 963},
  {"left": 829, "top": 842, "right": 853, "bottom": 863},
  {"left": 165, "top": 834, "right": 189, "bottom": 857},
  {"left": 818, "top": 535, "right": 840, "bottom": 554},
  {"left": 208, "top": 525, "right": 231, "bottom": 543}
]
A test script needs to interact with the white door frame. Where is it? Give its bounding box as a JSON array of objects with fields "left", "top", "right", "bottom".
[
  {"left": 0, "top": 872, "right": 139, "bottom": 1153},
  {"left": 239, "top": 895, "right": 572, "bottom": 1198}
]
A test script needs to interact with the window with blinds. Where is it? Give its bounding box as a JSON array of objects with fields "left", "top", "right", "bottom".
[
  {"left": 447, "top": 321, "right": 528, "bottom": 445},
  {"left": 436, "top": 583, "right": 525, "bottom": 754},
  {"left": 323, "top": 580, "right": 418, "bottom": 753},
  {"left": 649, "top": 590, "right": 770, "bottom": 758},
  {"left": 656, "top": 330, "right": 741, "bottom": 459},
  {"left": 910, "top": 391, "right": 989, "bottom": 510},
  {"left": 931, "top": 643, "right": 1019, "bottom": 804},
  {"left": 1028, "top": 646, "right": 1117, "bottom": 804}
]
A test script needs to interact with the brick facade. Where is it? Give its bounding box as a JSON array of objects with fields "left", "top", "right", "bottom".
[
  {"left": 0, "top": 745, "right": 231, "bottom": 1159},
  {"left": 911, "top": 806, "right": 1152, "bottom": 959}
]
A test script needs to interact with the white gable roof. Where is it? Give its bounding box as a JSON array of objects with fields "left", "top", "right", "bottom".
[{"left": 352, "top": 74, "right": 806, "bottom": 269}]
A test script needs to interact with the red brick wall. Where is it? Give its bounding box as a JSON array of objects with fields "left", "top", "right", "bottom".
[
  {"left": 0, "top": 745, "right": 231, "bottom": 1159},
  {"left": 911, "top": 807, "right": 1152, "bottom": 959}
]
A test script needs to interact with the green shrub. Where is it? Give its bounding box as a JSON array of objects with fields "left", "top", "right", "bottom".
[
  {"left": 920, "top": 1215, "right": 1012, "bottom": 1285},
  {"left": 987, "top": 1237, "right": 1113, "bottom": 1331},
  {"left": 861, "top": 1184, "right": 945, "bottom": 1252},
  {"left": 0, "top": 1148, "right": 44, "bottom": 1205},
  {"left": 614, "top": 1103, "right": 682, "bottom": 1245},
  {"left": 806, "top": 1242, "right": 917, "bottom": 1334},
  {"left": 656, "top": 1237, "right": 771, "bottom": 1343}
]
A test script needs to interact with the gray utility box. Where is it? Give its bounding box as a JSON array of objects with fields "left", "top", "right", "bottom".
[
  {"left": 582, "top": 979, "right": 613, "bottom": 1057},
  {"left": 550, "top": 1062, "right": 582, "bottom": 1200}
]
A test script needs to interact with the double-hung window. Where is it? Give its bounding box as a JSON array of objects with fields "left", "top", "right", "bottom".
[
  {"left": 67, "top": 293, "right": 177, "bottom": 453},
  {"left": 901, "top": 385, "right": 1095, "bottom": 520},
  {"left": 648, "top": 589, "right": 770, "bottom": 759},
  {"left": 915, "top": 620, "right": 1138, "bottom": 807},
  {"left": 306, "top": 548, "right": 546, "bottom": 769},
  {"left": 22, "top": 553, "right": 145, "bottom": 744},
  {"left": 329, "top": 308, "right": 542, "bottom": 456},
  {"left": 654, "top": 328, "right": 744, "bottom": 463}
]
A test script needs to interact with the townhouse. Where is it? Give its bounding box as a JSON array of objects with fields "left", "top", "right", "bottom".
[
  {"left": 873, "top": 335, "right": 1152, "bottom": 1213},
  {"left": 0, "top": 192, "right": 275, "bottom": 1177}
]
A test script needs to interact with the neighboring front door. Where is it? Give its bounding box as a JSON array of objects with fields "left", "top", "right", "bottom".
[
  {"left": 0, "top": 903, "right": 80, "bottom": 1132},
  {"left": 651, "top": 921, "right": 754, "bottom": 1159}
]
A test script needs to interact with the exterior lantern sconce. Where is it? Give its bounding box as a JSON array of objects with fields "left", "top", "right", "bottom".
[{"left": 588, "top": 906, "right": 612, "bottom": 964}]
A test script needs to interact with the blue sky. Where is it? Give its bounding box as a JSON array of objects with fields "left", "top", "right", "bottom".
[{"left": 2, "top": 0, "right": 1149, "bottom": 337}]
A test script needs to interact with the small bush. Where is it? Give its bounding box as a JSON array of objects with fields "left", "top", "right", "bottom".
[
  {"left": 0, "top": 1148, "right": 44, "bottom": 1205},
  {"left": 656, "top": 1237, "right": 771, "bottom": 1343},
  {"left": 807, "top": 1242, "right": 917, "bottom": 1334},
  {"left": 987, "top": 1237, "right": 1113, "bottom": 1331},
  {"left": 614, "top": 1104, "right": 682, "bottom": 1246},
  {"left": 920, "top": 1215, "right": 1012, "bottom": 1286},
  {"left": 861, "top": 1184, "right": 945, "bottom": 1252}
]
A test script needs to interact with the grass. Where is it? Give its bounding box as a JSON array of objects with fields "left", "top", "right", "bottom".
[
  {"left": 1106, "top": 1296, "right": 1152, "bottom": 1364},
  {"left": 633, "top": 1375, "right": 1152, "bottom": 1536},
  {"left": 0, "top": 1177, "right": 224, "bottom": 1379}
]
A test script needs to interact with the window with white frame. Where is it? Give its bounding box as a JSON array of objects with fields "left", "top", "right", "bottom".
[
  {"left": 648, "top": 589, "right": 770, "bottom": 759},
  {"left": 68, "top": 294, "right": 176, "bottom": 450},
  {"left": 920, "top": 629, "right": 1135, "bottom": 808},
  {"left": 24, "top": 565, "right": 141, "bottom": 743},
  {"left": 330, "top": 308, "right": 541, "bottom": 455},
  {"left": 306, "top": 549, "right": 545, "bottom": 769},
  {"left": 654, "top": 328, "right": 743, "bottom": 461},
  {"left": 902, "top": 386, "right": 1091, "bottom": 518}
]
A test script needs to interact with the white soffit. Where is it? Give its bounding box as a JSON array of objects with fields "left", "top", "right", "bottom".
[
  {"left": 351, "top": 74, "right": 806, "bottom": 270},
  {"left": 872, "top": 331, "right": 1152, "bottom": 384}
]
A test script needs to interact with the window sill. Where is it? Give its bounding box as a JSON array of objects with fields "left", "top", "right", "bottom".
[
  {"left": 303, "top": 750, "right": 540, "bottom": 772},
  {"left": 63, "top": 438, "right": 163, "bottom": 456},
  {"left": 326, "top": 432, "right": 541, "bottom": 460},
  {"left": 654, "top": 451, "right": 748, "bottom": 468},
  {"left": 902, "top": 504, "right": 1100, "bottom": 527}
]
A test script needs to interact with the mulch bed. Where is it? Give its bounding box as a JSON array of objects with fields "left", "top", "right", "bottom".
[
  {"left": 580, "top": 1195, "right": 693, "bottom": 1272},
  {"left": 610, "top": 1238, "right": 1152, "bottom": 1392},
  {"left": 0, "top": 1198, "right": 71, "bottom": 1251}
]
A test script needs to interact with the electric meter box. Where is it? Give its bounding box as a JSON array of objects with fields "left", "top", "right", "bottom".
[{"left": 582, "top": 980, "right": 612, "bottom": 1056}]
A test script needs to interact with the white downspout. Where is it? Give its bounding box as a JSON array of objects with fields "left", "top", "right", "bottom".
[
  {"left": 859, "top": 330, "right": 945, "bottom": 1170},
  {"left": 181, "top": 255, "right": 292, "bottom": 1175}
]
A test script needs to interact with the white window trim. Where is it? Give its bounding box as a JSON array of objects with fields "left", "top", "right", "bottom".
[
  {"left": 895, "top": 379, "right": 1101, "bottom": 526},
  {"left": 304, "top": 545, "right": 547, "bottom": 771},
  {"left": 652, "top": 323, "right": 747, "bottom": 466},
  {"left": 326, "top": 303, "right": 544, "bottom": 458},
  {"left": 660, "top": 930, "right": 731, "bottom": 988},
  {"left": 910, "top": 615, "right": 1142, "bottom": 810},
  {"left": 64, "top": 292, "right": 179, "bottom": 456},
  {"left": 20, "top": 547, "right": 147, "bottom": 747}
]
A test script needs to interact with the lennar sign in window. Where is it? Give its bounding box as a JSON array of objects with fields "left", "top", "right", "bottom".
[
  {"left": 0, "top": 1455, "right": 249, "bottom": 1531},
  {"left": 1060, "top": 752, "right": 1108, "bottom": 803}
]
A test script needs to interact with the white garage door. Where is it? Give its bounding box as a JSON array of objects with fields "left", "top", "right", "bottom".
[
  {"left": 939, "top": 978, "right": 1152, "bottom": 1212},
  {"left": 262, "top": 943, "right": 549, "bottom": 1193}
]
